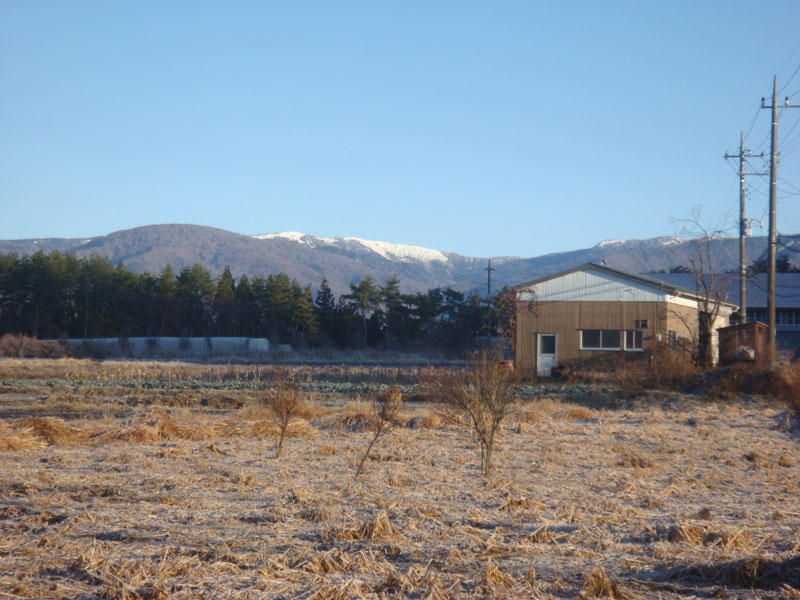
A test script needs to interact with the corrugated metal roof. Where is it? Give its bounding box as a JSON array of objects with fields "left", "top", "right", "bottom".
[
  {"left": 520, "top": 268, "right": 675, "bottom": 302},
  {"left": 517, "top": 263, "right": 698, "bottom": 296},
  {"left": 645, "top": 272, "right": 800, "bottom": 309}
]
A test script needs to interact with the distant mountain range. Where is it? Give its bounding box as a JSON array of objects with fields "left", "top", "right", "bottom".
[{"left": 1, "top": 224, "right": 795, "bottom": 295}]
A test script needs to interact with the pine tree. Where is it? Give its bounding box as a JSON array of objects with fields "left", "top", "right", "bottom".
[
  {"left": 234, "top": 274, "right": 258, "bottom": 336},
  {"left": 344, "top": 275, "right": 381, "bottom": 343},
  {"left": 214, "top": 266, "right": 237, "bottom": 335}
]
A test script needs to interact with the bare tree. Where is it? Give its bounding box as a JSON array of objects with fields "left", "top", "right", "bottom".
[
  {"left": 670, "top": 208, "right": 736, "bottom": 368},
  {"left": 354, "top": 385, "right": 403, "bottom": 480},
  {"left": 422, "top": 351, "right": 516, "bottom": 477},
  {"left": 263, "top": 376, "right": 302, "bottom": 458}
]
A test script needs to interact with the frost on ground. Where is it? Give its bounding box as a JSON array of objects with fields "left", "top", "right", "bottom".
[{"left": 0, "top": 360, "right": 798, "bottom": 599}]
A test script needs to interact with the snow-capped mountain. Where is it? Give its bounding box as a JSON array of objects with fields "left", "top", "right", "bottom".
[
  {"left": 0, "top": 224, "right": 779, "bottom": 294},
  {"left": 253, "top": 232, "right": 450, "bottom": 264},
  {"left": 595, "top": 235, "right": 682, "bottom": 249}
]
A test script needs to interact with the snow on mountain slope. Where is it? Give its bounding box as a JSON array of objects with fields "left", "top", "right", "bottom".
[
  {"left": 596, "top": 236, "right": 682, "bottom": 248},
  {"left": 254, "top": 232, "right": 449, "bottom": 264}
]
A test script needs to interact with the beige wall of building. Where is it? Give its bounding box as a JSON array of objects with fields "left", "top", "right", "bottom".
[{"left": 515, "top": 300, "right": 694, "bottom": 373}]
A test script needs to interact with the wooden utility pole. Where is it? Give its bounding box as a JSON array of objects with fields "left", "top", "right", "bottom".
[
  {"left": 761, "top": 75, "right": 800, "bottom": 365},
  {"left": 485, "top": 260, "right": 495, "bottom": 337},
  {"left": 724, "top": 133, "right": 764, "bottom": 319}
]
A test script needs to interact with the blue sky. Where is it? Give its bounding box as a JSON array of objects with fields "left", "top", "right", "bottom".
[{"left": 2, "top": 1, "right": 800, "bottom": 258}]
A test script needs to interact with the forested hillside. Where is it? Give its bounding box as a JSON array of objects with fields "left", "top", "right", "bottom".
[{"left": 0, "top": 250, "right": 510, "bottom": 350}]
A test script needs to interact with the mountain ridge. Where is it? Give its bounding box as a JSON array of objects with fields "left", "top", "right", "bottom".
[{"left": 0, "top": 224, "right": 788, "bottom": 295}]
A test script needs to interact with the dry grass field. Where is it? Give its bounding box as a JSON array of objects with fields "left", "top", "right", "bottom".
[{"left": 0, "top": 359, "right": 798, "bottom": 599}]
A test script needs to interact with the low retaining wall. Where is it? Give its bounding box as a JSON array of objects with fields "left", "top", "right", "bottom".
[{"left": 65, "top": 337, "right": 273, "bottom": 359}]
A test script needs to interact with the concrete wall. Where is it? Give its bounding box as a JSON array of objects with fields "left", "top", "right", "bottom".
[{"left": 66, "top": 337, "right": 272, "bottom": 359}]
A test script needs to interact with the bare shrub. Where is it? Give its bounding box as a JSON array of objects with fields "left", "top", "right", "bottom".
[
  {"left": 611, "top": 343, "right": 701, "bottom": 398},
  {"left": 421, "top": 351, "right": 516, "bottom": 478},
  {"left": 354, "top": 385, "right": 403, "bottom": 480},
  {"left": 262, "top": 376, "right": 303, "bottom": 458},
  {"left": 0, "top": 334, "right": 68, "bottom": 358},
  {"left": 709, "top": 360, "right": 800, "bottom": 407}
]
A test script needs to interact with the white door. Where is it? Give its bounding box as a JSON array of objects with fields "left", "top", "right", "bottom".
[{"left": 537, "top": 334, "right": 557, "bottom": 376}]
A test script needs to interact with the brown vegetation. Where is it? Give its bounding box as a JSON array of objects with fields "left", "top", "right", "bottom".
[
  {"left": 0, "top": 359, "right": 798, "bottom": 599},
  {"left": 421, "top": 351, "right": 517, "bottom": 477},
  {"left": 354, "top": 385, "right": 403, "bottom": 479},
  {"left": 0, "top": 334, "right": 68, "bottom": 358},
  {"left": 261, "top": 375, "right": 303, "bottom": 457}
]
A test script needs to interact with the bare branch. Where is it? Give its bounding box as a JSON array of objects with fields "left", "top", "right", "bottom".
[
  {"left": 263, "top": 374, "right": 302, "bottom": 458},
  {"left": 420, "top": 351, "right": 516, "bottom": 478},
  {"left": 354, "top": 385, "right": 403, "bottom": 480}
]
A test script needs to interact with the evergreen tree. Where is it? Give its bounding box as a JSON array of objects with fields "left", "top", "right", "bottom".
[
  {"left": 154, "top": 265, "right": 179, "bottom": 335},
  {"left": 381, "top": 275, "right": 407, "bottom": 346},
  {"left": 314, "top": 278, "right": 338, "bottom": 342},
  {"left": 263, "top": 273, "right": 293, "bottom": 342},
  {"left": 213, "top": 266, "right": 237, "bottom": 335},
  {"left": 234, "top": 274, "right": 258, "bottom": 336},
  {"left": 289, "top": 281, "right": 318, "bottom": 345},
  {"left": 344, "top": 275, "right": 381, "bottom": 343},
  {"left": 176, "top": 264, "right": 215, "bottom": 336}
]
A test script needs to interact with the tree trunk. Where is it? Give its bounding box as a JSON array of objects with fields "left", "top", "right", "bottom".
[
  {"left": 483, "top": 439, "right": 494, "bottom": 477},
  {"left": 698, "top": 311, "right": 713, "bottom": 368}
]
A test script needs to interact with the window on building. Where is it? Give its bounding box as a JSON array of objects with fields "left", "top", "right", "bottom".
[
  {"left": 634, "top": 319, "right": 648, "bottom": 329},
  {"left": 667, "top": 330, "right": 677, "bottom": 346},
  {"left": 625, "top": 330, "right": 643, "bottom": 351},
  {"left": 777, "top": 310, "right": 800, "bottom": 325},
  {"left": 747, "top": 309, "right": 767, "bottom": 323},
  {"left": 580, "top": 329, "right": 621, "bottom": 350}
]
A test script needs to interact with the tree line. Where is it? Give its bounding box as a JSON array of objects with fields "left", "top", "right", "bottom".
[{"left": 0, "top": 250, "right": 514, "bottom": 351}]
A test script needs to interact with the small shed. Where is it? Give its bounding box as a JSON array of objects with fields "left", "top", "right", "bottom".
[{"left": 717, "top": 321, "right": 768, "bottom": 368}]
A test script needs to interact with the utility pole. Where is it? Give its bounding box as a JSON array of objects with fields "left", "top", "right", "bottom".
[
  {"left": 485, "top": 260, "right": 495, "bottom": 337},
  {"left": 761, "top": 75, "right": 800, "bottom": 365},
  {"left": 724, "top": 133, "right": 764, "bottom": 319}
]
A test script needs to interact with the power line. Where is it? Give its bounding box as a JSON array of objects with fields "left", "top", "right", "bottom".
[
  {"left": 781, "top": 134, "right": 800, "bottom": 158},
  {"left": 778, "top": 62, "right": 800, "bottom": 93},
  {"left": 742, "top": 105, "right": 763, "bottom": 143},
  {"left": 779, "top": 177, "right": 800, "bottom": 193},
  {"left": 777, "top": 40, "right": 800, "bottom": 76},
  {"left": 778, "top": 114, "right": 800, "bottom": 147}
]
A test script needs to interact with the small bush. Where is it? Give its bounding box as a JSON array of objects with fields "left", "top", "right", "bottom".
[
  {"left": 610, "top": 344, "right": 701, "bottom": 398},
  {"left": 420, "top": 350, "right": 517, "bottom": 477},
  {"left": 262, "top": 376, "right": 303, "bottom": 458},
  {"left": 354, "top": 386, "right": 403, "bottom": 480},
  {"left": 709, "top": 361, "right": 800, "bottom": 407},
  {"left": 0, "top": 334, "right": 68, "bottom": 358}
]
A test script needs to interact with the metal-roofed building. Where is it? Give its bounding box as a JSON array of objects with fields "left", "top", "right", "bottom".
[
  {"left": 646, "top": 272, "right": 800, "bottom": 354},
  {"left": 513, "top": 263, "right": 737, "bottom": 376}
]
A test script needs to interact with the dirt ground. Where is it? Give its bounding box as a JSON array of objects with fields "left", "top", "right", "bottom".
[{"left": 0, "top": 359, "right": 798, "bottom": 599}]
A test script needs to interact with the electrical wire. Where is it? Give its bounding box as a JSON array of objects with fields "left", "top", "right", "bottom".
[
  {"left": 778, "top": 62, "right": 800, "bottom": 94},
  {"left": 781, "top": 134, "right": 800, "bottom": 158},
  {"left": 778, "top": 40, "right": 800, "bottom": 78},
  {"left": 778, "top": 114, "right": 800, "bottom": 148},
  {"left": 742, "top": 105, "right": 763, "bottom": 144},
  {"left": 750, "top": 127, "right": 772, "bottom": 155},
  {"left": 779, "top": 177, "right": 800, "bottom": 193}
]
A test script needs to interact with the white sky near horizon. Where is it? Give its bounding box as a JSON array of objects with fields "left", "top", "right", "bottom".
[{"left": 2, "top": 1, "right": 800, "bottom": 258}]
